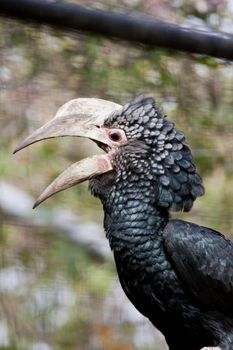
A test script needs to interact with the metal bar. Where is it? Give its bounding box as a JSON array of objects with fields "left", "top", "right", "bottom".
[{"left": 0, "top": 0, "right": 233, "bottom": 60}]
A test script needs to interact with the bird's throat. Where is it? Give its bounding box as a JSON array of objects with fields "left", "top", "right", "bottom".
[{"left": 101, "top": 184, "right": 169, "bottom": 252}]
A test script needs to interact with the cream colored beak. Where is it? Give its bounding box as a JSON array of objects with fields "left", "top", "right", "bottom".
[
  {"left": 13, "top": 98, "right": 121, "bottom": 153},
  {"left": 14, "top": 98, "right": 122, "bottom": 207}
]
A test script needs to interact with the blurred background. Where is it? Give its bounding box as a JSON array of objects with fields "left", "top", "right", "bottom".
[{"left": 1, "top": 0, "right": 233, "bottom": 349}]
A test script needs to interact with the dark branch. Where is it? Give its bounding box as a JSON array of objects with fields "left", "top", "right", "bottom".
[{"left": 0, "top": 0, "right": 233, "bottom": 60}]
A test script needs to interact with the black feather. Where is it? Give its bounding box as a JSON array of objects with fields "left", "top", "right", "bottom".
[{"left": 98, "top": 97, "right": 233, "bottom": 349}]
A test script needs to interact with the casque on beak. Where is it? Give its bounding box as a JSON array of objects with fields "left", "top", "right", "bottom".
[{"left": 13, "top": 98, "right": 125, "bottom": 208}]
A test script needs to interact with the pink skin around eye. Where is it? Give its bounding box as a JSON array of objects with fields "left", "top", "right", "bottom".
[{"left": 99, "top": 126, "right": 127, "bottom": 148}]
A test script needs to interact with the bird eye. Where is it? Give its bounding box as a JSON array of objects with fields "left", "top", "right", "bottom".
[{"left": 109, "top": 132, "right": 121, "bottom": 142}]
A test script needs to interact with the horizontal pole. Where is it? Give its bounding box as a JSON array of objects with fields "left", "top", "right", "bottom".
[{"left": 0, "top": 0, "right": 233, "bottom": 60}]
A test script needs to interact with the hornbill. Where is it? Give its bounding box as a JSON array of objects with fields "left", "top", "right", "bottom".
[{"left": 14, "top": 96, "right": 233, "bottom": 350}]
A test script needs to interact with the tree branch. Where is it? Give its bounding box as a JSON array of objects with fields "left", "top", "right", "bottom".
[
  {"left": 0, "top": 181, "right": 110, "bottom": 262},
  {"left": 0, "top": 0, "right": 233, "bottom": 60}
]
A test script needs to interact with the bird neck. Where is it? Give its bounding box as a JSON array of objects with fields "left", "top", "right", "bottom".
[{"left": 101, "top": 181, "right": 169, "bottom": 251}]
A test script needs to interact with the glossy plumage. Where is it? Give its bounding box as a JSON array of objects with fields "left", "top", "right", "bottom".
[
  {"left": 16, "top": 95, "right": 233, "bottom": 349},
  {"left": 90, "top": 96, "right": 233, "bottom": 349}
]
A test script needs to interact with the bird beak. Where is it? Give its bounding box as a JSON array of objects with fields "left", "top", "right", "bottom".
[{"left": 13, "top": 98, "right": 122, "bottom": 207}]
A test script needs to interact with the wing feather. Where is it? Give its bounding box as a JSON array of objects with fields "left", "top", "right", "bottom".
[{"left": 164, "top": 219, "right": 233, "bottom": 317}]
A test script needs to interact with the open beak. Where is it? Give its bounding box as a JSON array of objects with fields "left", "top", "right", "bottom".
[{"left": 13, "top": 98, "right": 122, "bottom": 207}]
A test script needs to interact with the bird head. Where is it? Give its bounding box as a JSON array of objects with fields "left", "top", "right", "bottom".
[{"left": 14, "top": 95, "right": 204, "bottom": 211}]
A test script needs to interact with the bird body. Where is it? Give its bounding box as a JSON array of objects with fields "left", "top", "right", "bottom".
[
  {"left": 15, "top": 95, "right": 233, "bottom": 349},
  {"left": 93, "top": 172, "right": 233, "bottom": 350}
]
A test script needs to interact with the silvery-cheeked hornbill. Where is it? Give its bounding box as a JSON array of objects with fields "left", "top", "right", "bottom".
[{"left": 14, "top": 96, "right": 233, "bottom": 350}]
